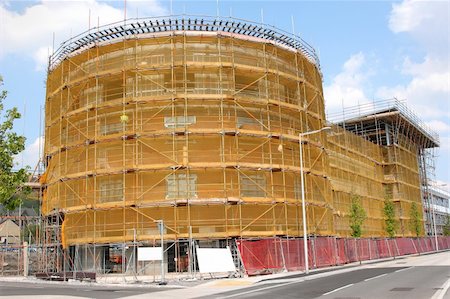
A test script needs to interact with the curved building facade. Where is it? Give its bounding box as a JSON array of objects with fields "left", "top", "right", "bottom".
[{"left": 43, "top": 16, "right": 332, "bottom": 247}]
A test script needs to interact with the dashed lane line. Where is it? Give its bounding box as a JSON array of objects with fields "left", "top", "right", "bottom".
[
  {"left": 322, "top": 283, "right": 354, "bottom": 296},
  {"left": 364, "top": 273, "right": 387, "bottom": 281},
  {"left": 431, "top": 277, "right": 450, "bottom": 299},
  {"left": 395, "top": 267, "right": 412, "bottom": 273}
]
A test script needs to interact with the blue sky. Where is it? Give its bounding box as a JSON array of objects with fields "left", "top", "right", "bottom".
[{"left": 0, "top": 0, "right": 449, "bottom": 190}]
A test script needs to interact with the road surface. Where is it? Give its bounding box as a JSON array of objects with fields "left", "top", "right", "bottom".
[
  {"left": 207, "top": 251, "right": 450, "bottom": 299},
  {"left": 0, "top": 280, "right": 172, "bottom": 298},
  {"left": 0, "top": 251, "right": 449, "bottom": 298}
]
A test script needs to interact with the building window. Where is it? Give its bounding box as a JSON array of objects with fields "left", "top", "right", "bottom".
[
  {"left": 164, "top": 116, "right": 196, "bottom": 128},
  {"left": 240, "top": 174, "right": 266, "bottom": 197},
  {"left": 98, "top": 178, "right": 123, "bottom": 203},
  {"left": 139, "top": 73, "right": 165, "bottom": 96},
  {"left": 148, "top": 54, "right": 165, "bottom": 65},
  {"left": 237, "top": 116, "right": 261, "bottom": 129},
  {"left": 166, "top": 173, "right": 197, "bottom": 199},
  {"left": 194, "top": 73, "right": 219, "bottom": 93},
  {"left": 97, "top": 146, "right": 122, "bottom": 169},
  {"left": 81, "top": 85, "right": 103, "bottom": 106},
  {"left": 100, "top": 122, "right": 123, "bottom": 135}
]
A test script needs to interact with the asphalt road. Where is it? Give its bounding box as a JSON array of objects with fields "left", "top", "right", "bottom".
[
  {"left": 0, "top": 281, "right": 171, "bottom": 299},
  {"left": 206, "top": 253, "right": 450, "bottom": 299},
  {"left": 1, "top": 251, "right": 449, "bottom": 299},
  {"left": 206, "top": 266, "right": 449, "bottom": 299}
]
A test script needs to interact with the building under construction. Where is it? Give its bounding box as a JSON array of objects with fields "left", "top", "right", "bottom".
[{"left": 41, "top": 15, "right": 439, "bottom": 274}]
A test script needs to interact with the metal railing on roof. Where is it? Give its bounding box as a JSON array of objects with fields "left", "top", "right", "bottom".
[
  {"left": 49, "top": 14, "right": 320, "bottom": 71},
  {"left": 327, "top": 98, "right": 439, "bottom": 147}
]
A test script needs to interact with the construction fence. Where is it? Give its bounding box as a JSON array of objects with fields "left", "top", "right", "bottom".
[
  {"left": 236, "top": 236, "right": 450, "bottom": 276},
  {"left": 0, "top": 244, "right": 41, "bottom": 276},
  {"left": 1, "top": 236, "right": 449, "bottom": 277}
]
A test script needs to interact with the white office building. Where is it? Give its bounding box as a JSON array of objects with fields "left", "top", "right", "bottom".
[{"left": 425, "top": 186, "right": 450, "bottom": 235}]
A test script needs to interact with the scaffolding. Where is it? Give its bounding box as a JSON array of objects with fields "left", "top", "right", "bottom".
[
  {"left": 41, "top": 16, "right": 439, "bottom": 274},
  {"left": 328, "top": 99, "right": 439, "bottom": 237},
  {"left": 42, "top": 16, "right": 332, "bottom": 273},
  {"left": 326, "top": 125, "right": 385, "bottom": 236}
]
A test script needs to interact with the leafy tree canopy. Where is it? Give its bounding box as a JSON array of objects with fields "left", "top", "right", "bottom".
[
  {"left": 443, "top": 215, "right": 450, "bottom": 237},
  {"left": 384, "top": 197, "right": 397, "bottom": 238},
  {"left": 409, "top": 202, "right": 422, "bottom": 237},
  {"left": 0, "top": 75, "right": 29, "bottom": 210},
  {"left": 349, "top": 193, "right": 367, "bottom": 238}
]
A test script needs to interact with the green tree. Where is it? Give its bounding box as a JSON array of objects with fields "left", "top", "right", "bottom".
[
  {"left": 0, "top": 75, "right": 29, "bottom": 210},
  {"left": 409, "top": 202, "right": 422, "bottom": 237},
  {"left": 384, "top": 197, "right": 396, "bottom": 238},
  {"left": 349, "top": 193, "right": 367, "bottom": 237},
  {"left": 443, "top": 215, "right": 450, "bottom": 237}
]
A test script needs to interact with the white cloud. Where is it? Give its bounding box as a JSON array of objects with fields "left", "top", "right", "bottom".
[
  {"left": 325, "top": 1, "right": 449, "bottom": 121},
  {"left": 33, "top": 46, "right": 51, "bottom": 71},
  {"left": 0, "top": 0, "right": 167, "bottom": 69},
  {"left": 380, "top": 0, "right": 450, "bottom": 119},
  {"left": 15, "top": 136, "right": 44, "bottom": 170},
  {"left": 389, "top": 0, "right": 432, "bottom": 33},
  {"left": 437, "top": 136, "right": 450, "bottom": 153},
  {"left": 376, "top": 68, "right": 450, "bottom": 119},
  {"left": 402, "top": 56, "right": 448, "bottom": 76},
  {"left": 435, "top": 136, "right": 450, "bottom": 188},
  {"left": 425, "top": 121, "right": 450, "bottom": 134},
  {"left": 324, "top": 0, "right": 449, "bottom": 183},
  {"left": 324, "top": 52, "right": 373, "bottom": 117},
  {"left": 389, "top": 0, "right": 449, "bottom": 58},
  {"left": 385, "top": 0, "right": 450, "bottom": 184}
]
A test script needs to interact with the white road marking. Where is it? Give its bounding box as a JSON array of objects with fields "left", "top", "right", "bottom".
[
  {"left": 395, "top": 267, "right": 412, "bottom": 273},
  {"left": 431, "top": 277, "right": 450, "bottom": 299},
  {"left": 364, "top": 273, "right": 387, "bottom": 281},
  {"left": 218, "top": 279, "right": 306, "bottom": 298},
  {"left": 322, "top": 283, "right": 354, "bottom": 296}
]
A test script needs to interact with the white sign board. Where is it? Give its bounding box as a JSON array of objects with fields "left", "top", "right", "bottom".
[
  {"left": 196, "top": 246, "right": 236, "bottom": 273},
  {"left": 137, "top": 247, "right": 162, "bottom": 261}
]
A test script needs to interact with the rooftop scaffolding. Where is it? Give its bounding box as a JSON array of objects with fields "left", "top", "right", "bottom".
[
  {"left": 49, "top": 15, "right": 320, "bottom": 71},
  {"left": 327, "top": 98, "right": 439, "bottom": 148}
]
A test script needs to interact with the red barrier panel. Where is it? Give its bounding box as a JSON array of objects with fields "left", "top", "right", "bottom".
[
  {"left": 356, "top": 239, "right": 368, "bottom": 261},
  {"left": 281, "top": 239, "right": 305, "bottom": 271},
  {"left": 424, "top": 237, "right": 435, "bottom": 252},
  {"left": 236, "top": 238, "right": 283, "bottom": 275},
  {"left": 335, "top": 238, "right": 348, "bottom": 265},
  {"left": 395, "top": 238, "right": 417, "bottom": 255},
  {"left": 423, "top": 237, "right": 432, "bottom": 252},
  {"left": 237, "top": 236, "right": 450, "bottom": 276},
  {"left": 413, "top": 238, "right": 423, "bottom": 253},
  {"left": 442, "top": 237, "right": 450, "bottom": 249},
  {"left": 312, "top": 237, "right": 336, "bottom": 268},
  {"left": 437, "top": 237, "right": 448, "bottom": 250},
  {"left": 376, "top": 239, "right": 391, "bottom": 258},
  {"left": 424, "top": 238, "right": 430, "bottom": 252},
  {"left": 369, "top": 239, "right": 379, "bottom": 259},
  {"left": 438, "top": 237, "right": 446, "bottom": 249},
  {"left": 346, "top": 238, "right": 358, "bottom": 263}
]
